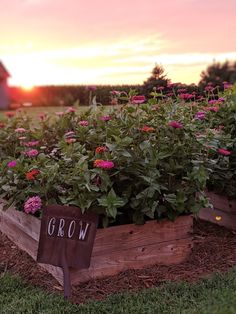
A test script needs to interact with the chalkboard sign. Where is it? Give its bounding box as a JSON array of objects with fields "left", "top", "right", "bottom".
[{"left": 37, "top": 205, "right": 98, "bottom": 298}]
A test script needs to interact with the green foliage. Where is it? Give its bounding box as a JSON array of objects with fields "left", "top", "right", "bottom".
[{"left": 0, "top": 88, "right": 235, "bottom": 225}]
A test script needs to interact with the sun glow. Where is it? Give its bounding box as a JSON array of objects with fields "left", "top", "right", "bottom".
[{"left": 21, "top": 83, "right": 34, "bottom": 91}]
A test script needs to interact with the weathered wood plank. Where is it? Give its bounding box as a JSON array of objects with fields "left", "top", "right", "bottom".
[
  {"left": 0, "top": 204, "right": 193, "bottom": 285},
  {"left": 199, "top": 192, "right": 236, "bottom": 230},
  {"left": 199, "top": 207, "right": 236, "bottom": 231},
  {"left": 205, "top": 191, "right": 236, "bottom": 214},
  {"left": 70, "top": 237, "right": 193, "bottom": 285},
  {"left": 93, "top": 215, "right": 192, "bottom": 256}
]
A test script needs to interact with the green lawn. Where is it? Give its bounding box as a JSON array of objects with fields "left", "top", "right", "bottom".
[{"left": 1, "top": 268, "right": 236, "bottom": 314}]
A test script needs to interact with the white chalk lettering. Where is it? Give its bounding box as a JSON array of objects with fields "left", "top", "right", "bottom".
[
  {"left": 57, "top": 218, "right": 65, "bottom": 237},
  {"left": 78, "top": 221, "right": 90, "bottom": 240},
  {"left": 68, "top": 220, "right": 76, "bottom": 238},
  {"left": 47, "top": 217, "right": 56, "bottom": 236}
]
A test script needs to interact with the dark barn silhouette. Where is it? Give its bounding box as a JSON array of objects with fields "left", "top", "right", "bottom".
[{"left": 0, "top": 61, "right": 10, "bottom": 109}]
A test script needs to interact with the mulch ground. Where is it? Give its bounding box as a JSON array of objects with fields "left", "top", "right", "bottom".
[{"left": 0, "top": 218, "right": 236, "bottom": 304}]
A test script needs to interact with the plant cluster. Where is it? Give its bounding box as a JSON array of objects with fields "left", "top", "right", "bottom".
[{"left": 0, "top": 86, "right": 235, "bottom": 226}]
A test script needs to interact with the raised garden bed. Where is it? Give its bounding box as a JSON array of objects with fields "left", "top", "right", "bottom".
[
  {"left": 198, "top": 191, "right": 236, "bottom": 230},
  {"left": 0, "top": 204, "right": 193, "bottom": 286}
]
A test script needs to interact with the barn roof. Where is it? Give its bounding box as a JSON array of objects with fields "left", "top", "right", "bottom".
[{"left": 0, "top": 61, "right": 10, "bottom": 78}]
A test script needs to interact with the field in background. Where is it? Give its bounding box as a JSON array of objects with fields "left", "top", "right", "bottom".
[{"left": 0, "top": 105, "right": 115, "bottom": 120}]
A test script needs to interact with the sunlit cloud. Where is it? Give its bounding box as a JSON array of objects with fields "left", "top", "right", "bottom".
[{"left": 3, "top": 35, "right": 236, "bottom": 86}]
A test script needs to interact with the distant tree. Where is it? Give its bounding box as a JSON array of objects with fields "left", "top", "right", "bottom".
[
  {"left": 199, "top": 60, "right": 236, "bottom": 88},
  {"left": 142, "top": 64, "right": 170, "bottom": 96}
]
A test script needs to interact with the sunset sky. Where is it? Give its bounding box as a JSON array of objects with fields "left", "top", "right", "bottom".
[{"left": 1, "top": 0, "right": 236, "bottom": 87}]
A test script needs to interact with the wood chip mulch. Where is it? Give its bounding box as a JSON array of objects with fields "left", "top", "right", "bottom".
[{"left": 0, "top": 218, "right": 236, "bottom": 304}]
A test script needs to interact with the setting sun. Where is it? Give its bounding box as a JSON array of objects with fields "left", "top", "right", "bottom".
[{"left": 21, "top": 84, "right": 34, "bottom": 91}]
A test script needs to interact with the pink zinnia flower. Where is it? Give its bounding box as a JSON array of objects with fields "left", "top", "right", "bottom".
[
  {"left": 223, "top": 82, "right": 232, "bottom": 90},
  {"left": 168, "top": 121, "right": 183, "bottom": 129},
  {"left": 66, "top": 107, "right": 76, "bottom": 113},
  {"left": 24, "top": 141, "right": 40, "bottom": 147},
  {"left": 66, "top": 138, "right": 76, "bottom": 144},
  {"left": 177, "top": 88, "right": 187, "bottom": 93},
  {"left": 206, "top": 106, "right": 219, "bottom": 112},
  {"left": 208, "top": 100, "right": 218, "bottom": 105},
  {"left": 204, "top": 86, "right": 214, "bottom": 92},
  {"left": 218, "top": 148, "right": 231, "bottom": 156},
  {"left": 194, "top": 111, "right": 206, "bottom": 120},
  {"left": 79, "top": 120, "right": 89, "bottom": 126},
  {"left": 179, "top": 93, "right": 194, "bottom": 100},
  {"left": 25, "top": 149, "right": 39, "bottom": 157},
  {"left": 7, "top": 160, "right": 17, "bottom": 168},
  {"left": 87, "top": 85, "right": 97, "bottom": 91},
  {"left": 38, "top": 113, "right": 47, "bottom": 121},
  {"left": 131, "top": 95, "right": 146, "bottom": 104},
  {"left": 15, "top": 128, "right": 26, "bottom": 133},
  {"left": 94, "top": 159, "right": 114, "bottom": 169},
  {"left": 5, "top": 111, "right": 15, "bottom": 118},
  {"left": 100, "top": 115, "right": 112, "bottom": 122},
  {"left": 0, "top": 122, "right": 5, "bottom": 128},
  {"left": 24, "top": 196, "right": 42, "bottom": 214}
]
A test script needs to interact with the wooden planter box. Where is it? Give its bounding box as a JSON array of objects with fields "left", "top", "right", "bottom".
[
  {"left": 199, "top": 191, "right": 236, "bottom": 230},
  {"left": 0, "top": 205, "right": 193, "bottom": 286}
]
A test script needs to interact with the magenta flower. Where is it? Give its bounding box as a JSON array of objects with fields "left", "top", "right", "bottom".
[
  {"left": 223, "top": 82, "right": 232, "bottom": 90},
  {"left": 15, "top": 128, "right": 26, "bottom": 133},
  {"left": 7, "top": 160, "right": 17, "bottom": 168},
  {"left": 168, "top": 121, "right": 183, "bottom": 129},
  {"left": 25, "top": 149, "right": 39, "bottom": 157},
  {"left": 24, "top": 141, "right": 40, "bottom": 147},
  {"left": 87, "top": 85, "right": 97, "bottom": 91},
  {"left": 94, "top": 160, "right": 114, "bottom": 169},
  {"left": 179, "top": 93, "right": 194, "bottom": 100},
  {"left": 24, "top": 196, "right": 42, "bottom": 214},
  {"left": 218, "top": 148, "right": 231, "bottom": 156},
  {"left": 79, "top": 120, "right": 89, "bottom": 126},
  {"left": 100, "top": 115, "right": 112, "bottom": 122},
  {"left": 204, "top": 85, "right": 214, "bottom": 92},
  {"left": 177, "top": 88, "right": 187, "bottom": 93},
  {"left": 131, "top": 95, "right": 146, "bottom": 104},
  {"left": 194, "top": 111, "right": 206, "bottom": 120},
  {"left": 208, "top": 100, "right": 218, "bottom": 105}
]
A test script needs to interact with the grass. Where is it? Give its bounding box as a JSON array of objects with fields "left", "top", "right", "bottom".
[
  {"left": 0, "top": 269, "right": 236, "bottom": 314},
  {"left": 0, "top": 106, "right": 89, "bottom": 119},
  {"left": 0, "top": 104, "right": 115, "bottom": 120}
]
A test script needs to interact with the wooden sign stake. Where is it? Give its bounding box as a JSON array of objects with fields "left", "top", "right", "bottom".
[{"left": 37, "top": 205, "right": 98, "bottom": 299}]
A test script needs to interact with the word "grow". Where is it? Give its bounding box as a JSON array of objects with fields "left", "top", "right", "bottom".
[{"left": 47, "top": 217, "right": 91, "bottom": 241}]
